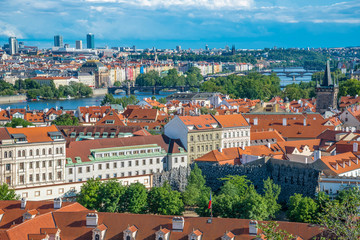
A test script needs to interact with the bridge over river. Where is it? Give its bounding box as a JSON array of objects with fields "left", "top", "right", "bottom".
[{"left": 108, "top": 84, "right": 194, "bottom": 95}]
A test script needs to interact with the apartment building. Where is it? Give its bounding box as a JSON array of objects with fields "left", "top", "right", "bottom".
[
  {"left": 0, "top": 126, "right": 66, "bottom": 188},
  {"left": 164, "top": 114, "right": 250, "bottom": 162},
  {"left": 65, "top": 135, "right": 187, "bottom": 183}
]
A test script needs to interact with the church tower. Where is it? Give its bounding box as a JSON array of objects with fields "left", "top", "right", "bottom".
[{"left": 315, "top": 60, "right": 339, "bottom": 114}]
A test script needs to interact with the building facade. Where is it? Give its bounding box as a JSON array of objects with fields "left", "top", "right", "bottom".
[
  {"left": 87, "top": 33, "right": 95, "bottom": 49},
  {"left": 0, "top": 126, "right": 66, "bottom": 188},
  {"left": 54, "top": 35, "right": 63, "bottom": 47}
]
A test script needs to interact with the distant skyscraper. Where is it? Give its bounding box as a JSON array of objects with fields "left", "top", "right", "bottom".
[
  {"left": 225, "top": 45, "right": 229, "bottom": 51},
  {"left": 76, "top": 40, "right": 82, "bottom": 50},
  {"left": 8, "top": 37, "right": 18, "bottom": 55},
  {"left": 54, "top": 35, "right": 63, "bottom": 47},
  {"left": 231, "top": 45, "right": 236, "bottom": 55},
  {"left": 205, "top": 44, "right": 209, "bottom": 51},
  {"left": 176, "top": 45, "right": 181, "bottom": 52},
  {"left": 86, "top": 33, "right": 95, "bottom": 49},
  {"left": 64, "top": 44, "right": 70, "bottom": 48}
]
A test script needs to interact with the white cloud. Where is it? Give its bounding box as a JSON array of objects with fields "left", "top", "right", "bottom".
[
  {"left": 0, "top": 21, "right": 24, "bottom": 38},
  {"left": 84, "top": 0, "right": 254, "bottom": 9}
]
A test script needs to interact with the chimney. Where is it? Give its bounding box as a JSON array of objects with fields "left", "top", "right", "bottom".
[
  {"left": 249, "top": 220, "right": 258, "bottom": 235},
  {"left": 54, "top": 198, "right": 62, "bottom": 209},
  {"left": 172, "top": 216, "right": 184, "bottom": 232},
  {"left": 305, "top": 157, "right": 308, "bottom": 164},
  {"left": 253, "top": 118, "right": 258, "bottom": 126},
  {"left": 267, "top": 142, "right": 271, "bottom": 148},
  {"left": 0, "top": 209, "right": 4, "bottom": 222},
  {"left": 303, "top": 118, "right": 306, "bottom": 126},
  {"left": 21, "top": 198, "right": 27, "bottom": 209},
  {"left": 219, "top": 148, "right": 223, "bottom": 153},
  {"left": 282, "top": 118, "right": 287, "bottom": 126},
  {"left": 85, "top": 113, "right": 89, "bottom": 122},
  {"left": 86, "top": 213, "right": 98, "bottom": 227},
  {"left": 314, "top": 150, "right": 321, "bottom": 161},
  {"left": 353, "top": 142, "right": 359, "bottom": 152}
]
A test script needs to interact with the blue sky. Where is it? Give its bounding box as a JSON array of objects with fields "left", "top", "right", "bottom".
[{"left": 0, "top": 0, "right": 359, "bottom": 49}]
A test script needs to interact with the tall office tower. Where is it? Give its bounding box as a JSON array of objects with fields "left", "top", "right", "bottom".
[
  {"left": 8, "top": 37, "right": 18, "bottom": 55},
  {"left": 176, "top": 45, "right": 181, "bottom": 52},
  {"left": 87, "top": 33, "right": 95, "bottom": 49},
  {"left": 76, "top": 40, "right": 82, "bottom": 49},
  {"left": 231, "top": 45, "right": 236, "bottom": 55},
  {"left": 205, "top": 44, "right": 209, "bottom": 51},
  {"left": 54, "top": 35, "right": 63, "bottom": 47}
]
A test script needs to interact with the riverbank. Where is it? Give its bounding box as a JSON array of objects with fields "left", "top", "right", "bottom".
[
  {"left": 0, "top": 95, "right": 27, "bottom": 104},
  {"left": 92, "top": 88, "right": 108, "bottom": 96}
]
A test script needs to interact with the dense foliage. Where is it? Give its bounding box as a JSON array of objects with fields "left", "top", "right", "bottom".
[
  {"left": 52, "top": 114, "right": 79, "bottom": 126},
  {"left": 77, "top": 179, "right": 184, "bottom": 215},
  {"left": 200, "top": 73, "right": 281, "bottom": 100},
  {"left": 5, "top": 118, "right": 33, "bottom": 128},
  {"left": 136, "top": 67, "right": 202, "bottom": 87},
  {"left": 282, "top": 82, "right": 316, "bottom": 101},
  {"left": 0, "top": 79, "right": 93, "bottom": 99},
  {"left": 0, "top": 183, "right": 19, "bottom": 200},
  {"left": 101, "top": 94, "right": 138, "bottom": 107}
]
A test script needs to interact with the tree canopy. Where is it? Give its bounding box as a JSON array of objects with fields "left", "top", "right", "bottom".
[
  {"left": 101, "top": 94, "right": 138, "bottom": 107},
  {"left": 0, "top": 183, "right": 19, "bottom": 200},
  {"left": 5, "top": 118, "right": 33, "bottom": 128},
  {"left": 52, "top": 114, "right": 79, "bottom": 126}
]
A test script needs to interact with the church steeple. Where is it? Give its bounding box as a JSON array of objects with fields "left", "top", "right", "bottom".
[{"left": 322, "top": 60, "right": 333, "bottom": 86}]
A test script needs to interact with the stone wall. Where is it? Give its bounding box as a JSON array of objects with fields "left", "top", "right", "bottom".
[
  {"left": 153, "top": 158, "right": 320, "bottom": 202},
  {"left": 0, "top": 95, "right": 27, "bottom": 104},
  {"left": 92, "top": 88, "right": 108, "bottom": 96}
]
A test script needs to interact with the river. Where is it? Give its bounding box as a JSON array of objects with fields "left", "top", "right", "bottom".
[
  {"left": 263, "top": 67, "right": 315, "bottom": 87},
  {"left": 0, "top": 91, "right": 174, "bottom": 110}
]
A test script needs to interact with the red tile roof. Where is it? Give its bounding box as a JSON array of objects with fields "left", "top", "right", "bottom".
[{"left": 6, "top": 125, "right": 61, "bottom": 143}]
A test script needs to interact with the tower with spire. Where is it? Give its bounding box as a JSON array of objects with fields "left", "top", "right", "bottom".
[{"left": 315, "top": 60, "right": 339, "bottom": 114}]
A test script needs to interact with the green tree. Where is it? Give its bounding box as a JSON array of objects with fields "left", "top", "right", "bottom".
[
  {"left": 101, "top": 94, "right": 138, "bottom": 107},
  {"left": 0, "top": 183, "right": 19, "bottom": 200},
  {"left": 287, "top": 193, "right": 318, "bottom": 223},
  {"left": 98, "top": 180, "right": 126, "bottom": 212},
  {"left": 263, "top": 178, "right": 281, "bottom": 219},
  {"left": 220, "top": 175, "right": 250, "bottom": 197},
  {"left": 183, "top": 164, "right": 209, "bottom": 206},
  {"left": 339, "top": 79, "right": 360, "bottom": 97},
  {"left": 258, "top": 221, "right": 294, "bottom": 240},
  {"left": 5, "top": 118, "right": 33, "bottom": 128},
  {"left": 318, "top": 187, "right": 360, "bottom": 240},
  {"left": 148, "top": 182, "right": 184, "bottom": 215},
  {"left": 52, "top": 114, "right": 79, "bottom": 126},
  {"left": 236, "top": 185, "right": 269, "bottom": 220},
  {"left": 158, "top": 97, "right": 167, "bottom": 104},
  {"left": 77, "top": 178, "right": 102, "bottom": 210},
  {"left": 121, "top": 182, "right": 148, "bottom": 213}
]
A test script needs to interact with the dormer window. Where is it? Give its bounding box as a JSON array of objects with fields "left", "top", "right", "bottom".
[
  {"left": 155, "top": 227, "right": 170, "bottom": 240},
  {"left": 123, "top": 225, "right": 138, "bottom": 240},
  {"left": 11, "top": 134, "right": 27, "bottom": 143},
  {"left": 48, "top": 131, "right": 64, "bottom": 140},
  {"left": 188, "top": 229, "right": 202, "bottom": 240}
]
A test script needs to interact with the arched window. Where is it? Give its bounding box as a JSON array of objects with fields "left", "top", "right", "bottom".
[
  {"left": 56, "top": 148, "right": 59, "bottom": 154},
  {"left": 18, "top": 150, "right": 21, "bottom": 157},
  {"left": 95, "top": 234, "right": 100, "bottom": 240},
  {"left": 30, "top": 150, "right": 33, "bottom": 156},
  {"left": 22, "top": 150, "right": 25, "bottom": 156},
  {"left": 126, "top": 236, "right": 131, "bottom": 240},
  {"left": 159, "top": 237, "right": 163, "bottom": 240},
  {"left": 36, "top": 149, "right": 39, "bottom": 156},
  {"left": 190, "top": 136, "right": 193, "bottom": 141},
  {"left": 60, "top": 148, "right": 63, "bottom": 154},
  {"left": 9, "top": 151, "right": 12, "bottom": 158},
  {"left": 42, "top": 149, "right": 46, "bottom": 155},
  {"left": 4, "top": 151, "right": 7, "bottom": 158},
  {"left": 49, "top": 148, "right": 52, "bottom": 154}
]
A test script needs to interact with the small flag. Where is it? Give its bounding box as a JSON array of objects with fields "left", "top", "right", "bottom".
[{"left": 208, "top": 191, "right": 212, "bottom": 209}]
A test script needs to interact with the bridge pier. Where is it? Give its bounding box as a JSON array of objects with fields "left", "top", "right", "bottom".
[
  {"left": 127, "top": 83, "right": 131, "bottom": 95},
  {"left": 153, "top": 87, "right": 156, "bottom": 96}
]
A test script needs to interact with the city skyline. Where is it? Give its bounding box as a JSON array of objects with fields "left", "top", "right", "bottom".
[{"left": 0, "top": 0, "right": 359, "bottom": 49}]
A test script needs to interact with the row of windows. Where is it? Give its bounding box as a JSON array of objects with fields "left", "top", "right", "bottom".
[
  {"left": 3, "top": 147, "right": 64, "bottom": 158},
  {"left": 190, "top": 144, "right": 219, "bottom": 153},
  {"left": 5, "top": 160, "right": 62, "bottom": 171},
  {"left": 69, "top": 169, "right": 159, "bottom": 182},
  {"left": 190, "top": 133, "right": 219, "bottom": 142},
  {"left": 68, "top": 158, "right": 163, "bottom": 175},
  {"left": 224, "top": 141, "right": 249, "bottom": 148},
  {"left": 224, "top": 130, "right": 249, "bottom": 138},
  {"left": 12, "top": 171, "right": 62, "bottom": 185},
  {"left": 95, "top": 148, "right": 161, "bottom": 158}
]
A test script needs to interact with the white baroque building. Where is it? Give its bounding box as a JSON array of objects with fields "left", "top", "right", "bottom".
[{"left": 0, "top": 126, "right": 66, "bottom": 188}]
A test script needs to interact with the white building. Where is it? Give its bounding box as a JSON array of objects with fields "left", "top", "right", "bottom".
[
  {"left": 0, "top": 126, "right": 66, "bottom": 188},
  {"left": 65, "top": 135, "right": 187, "bottom": 183}
]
